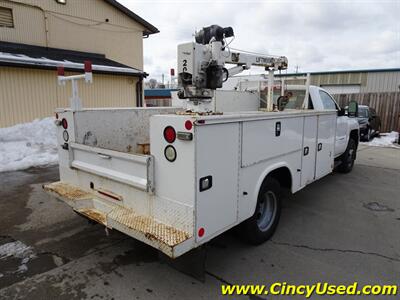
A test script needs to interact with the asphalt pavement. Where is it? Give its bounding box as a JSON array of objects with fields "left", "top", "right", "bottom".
[{"left": 0, "top": 143, "right": 399, "bottom": 299}]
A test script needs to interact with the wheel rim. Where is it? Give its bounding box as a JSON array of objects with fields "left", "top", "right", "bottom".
[{"left": 256, "top": 191, "right": 277, "bottom": 232}]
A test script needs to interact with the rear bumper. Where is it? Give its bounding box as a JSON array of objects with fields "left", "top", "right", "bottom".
[{"left": 43, "top": 181, "right": 194, "bottom": 258}]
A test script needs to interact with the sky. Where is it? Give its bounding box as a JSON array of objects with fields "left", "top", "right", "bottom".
[{"left": 119, "top": 0, "right": 400, "bottom": 82}]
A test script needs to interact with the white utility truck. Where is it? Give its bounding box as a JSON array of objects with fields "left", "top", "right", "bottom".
[{"left": 44, "top": 25, "right": 359, "bottom": 258}]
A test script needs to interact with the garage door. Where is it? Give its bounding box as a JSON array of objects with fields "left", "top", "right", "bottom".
[{"left": 321, "top": 84, "right": 361, "bottom": 94}]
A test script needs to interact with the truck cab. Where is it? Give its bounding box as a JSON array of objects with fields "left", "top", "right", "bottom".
[{"left": 282, "top": 85, "right": 359, "bottom": 159}]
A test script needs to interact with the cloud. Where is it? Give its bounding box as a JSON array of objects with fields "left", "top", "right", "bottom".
[{"left": 120, "top": 0, "right": 400, "bottom": 80}]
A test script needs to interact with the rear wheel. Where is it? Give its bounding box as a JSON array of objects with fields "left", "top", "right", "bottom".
[
  {"left": 240, "top": 177, "right": 281, "bottom": 244},
  {"left": 338, "top": 138, "right": 356, "bottom": 173}
]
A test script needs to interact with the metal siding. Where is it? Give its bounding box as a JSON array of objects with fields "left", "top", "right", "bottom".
[
  {"left": 332, "top": 73, "right": 340, "bottom": 84},
  {"left": 0, "top": 1, "right": 47, "bottom": 46},
  {"left": 321, "top": 85, "right": 361, "bottom": 94},
  {"left": 45, "top": 12, "right": 143, "bottom": 69},
  {"left": 360, "top": 73, "right": 368, "bottom": 88},
  {"left": 303, "top": 71, "right": 398, "bottom": 93},
  {"left": 0, "top": 0, "right": 145, "bottom": 69},
  {"left": 12, "top": 0, "right": 146, "bottom": 29},
  {"left": 0, "top": 66, "right": 137, "bottom": 127},
  {"left": 318, "top": 74, "right": 328, "bottom": 85},
  {"left": 364, "top": 72, "right": 400, "bottom": 93},
  {"left": 310, "top": 74, "right": 320, "bottom": 86}
]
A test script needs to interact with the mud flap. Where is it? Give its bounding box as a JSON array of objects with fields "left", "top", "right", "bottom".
[{"left": 158, "top": 246, "right": 207, "bottom": 282}]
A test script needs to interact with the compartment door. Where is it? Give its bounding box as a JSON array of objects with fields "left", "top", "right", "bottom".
[
  {"left": 69, "top": 143, "right": 153, "bottom": 192},
  {"left": 195, "top": 123, "right": 239, "bottom": 242},
  {"left": 301, "top": 116, "right": 318, "bottom": 186},
  {"left": 315, "top": 114, "right": 336, "bottom": 179}
]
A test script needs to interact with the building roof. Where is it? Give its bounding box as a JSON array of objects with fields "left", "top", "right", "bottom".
[
  {"left": 276, "top": 68, "right": 400, "bottom": 77},
  {"left": 0, "top": 41, "right": 147, "bottom": 77},
  {"left": 104, "top": 0, "right": 159, "bottom": 36},
  {"left": 230, "top": 68, "right": 400, "bottom": 80},
  {"left": 144, "top": 88, "right": 178, "bottom": 98}
]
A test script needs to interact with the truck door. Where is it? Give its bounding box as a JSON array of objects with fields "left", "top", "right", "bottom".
[
  {"left": 301, "top": 116, "right": 317, "bottom": 186},
  {"left": 319, "top": 90, "right": 347, "bottom": 155},
  {"left": 315, "top": 114, "right": 336, "bottom": 179}
]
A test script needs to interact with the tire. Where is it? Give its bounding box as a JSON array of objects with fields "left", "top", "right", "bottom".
[
  {"left": 366, "top": 128, "right": 372, "bottom": 141},
  {"left": 338, "top": 138, "right": 357, "bottom": 173},
  {"left": 240, "top": 177, "right": 281, "bottom": 245}
]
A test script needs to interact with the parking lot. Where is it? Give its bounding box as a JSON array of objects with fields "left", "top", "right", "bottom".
[{"left": 0, "top": 144, "right": 399, "bottom": 300}]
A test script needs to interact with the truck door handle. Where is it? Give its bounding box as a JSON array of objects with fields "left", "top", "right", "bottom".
[
  {"left": 303, "top": 146, "right": 309, "bottom": 156},
  {"left": 98, "top": 153, "right": 111, "bottom": 159},
  {"left": 275, "top": 122, "right": 281, "bottom": 137},
  {"left": 318, "top": 143, "right": 322, "bottom": 151}
]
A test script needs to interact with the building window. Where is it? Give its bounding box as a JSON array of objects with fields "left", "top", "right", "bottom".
[{"left": 0, "top": 7, "right": 14, "bottom": 28}]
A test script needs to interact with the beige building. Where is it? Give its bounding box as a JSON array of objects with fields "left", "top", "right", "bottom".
[{"left": 0, "top": 0, "right": 158, "bottom": 127}]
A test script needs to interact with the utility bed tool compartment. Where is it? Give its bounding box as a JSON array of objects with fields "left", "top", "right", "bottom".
[{"left": 69, "top": 143, "right": 154, "bottom": 192}]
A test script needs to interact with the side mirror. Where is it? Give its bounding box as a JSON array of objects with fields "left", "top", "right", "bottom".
[
  {"left": 347, "top": 101, "right": 358, "bottom": 117},
  {"left": 337, "top": 107, "right": 346, "bottom": 116}
]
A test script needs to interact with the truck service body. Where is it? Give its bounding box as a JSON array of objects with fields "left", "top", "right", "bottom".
[{"left": 44, "top": 25, "right": 359, "bottom": 258}]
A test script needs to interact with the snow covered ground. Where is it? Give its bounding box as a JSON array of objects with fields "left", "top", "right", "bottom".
[
  {"left": 0, "top": 240, "right": 36, "bottom": 276},
  {"left": 361, "top": 131, "right": 399, "bottom": 148},
  {"left": 0, "top": 118, "right": 58, "bottom": 172}
]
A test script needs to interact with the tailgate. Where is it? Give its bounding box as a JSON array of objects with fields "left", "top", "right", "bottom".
[{"left": 68, "top": 143, "right": 154, "bottom": 192}]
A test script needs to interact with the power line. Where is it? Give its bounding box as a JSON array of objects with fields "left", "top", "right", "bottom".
[{"left": 46, "top": 12, "right": 143, "bottom": 34}]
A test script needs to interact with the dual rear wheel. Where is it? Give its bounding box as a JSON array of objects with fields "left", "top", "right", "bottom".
[{"left": 240, "top": 177, "right": 281, "bottom": 244}]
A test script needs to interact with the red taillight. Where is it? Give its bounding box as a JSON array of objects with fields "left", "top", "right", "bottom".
[
  {"left": 61, "top": 118, "right": 68, "bottom": 129},
  {"left": 198, "top": 227, "right": 205, "bottom": 238},
  {"left": 185, "top": 120, "right": 193, "bottom": 130},
  {"left": 163, "top": 126, "right": 176, "bottom": 143}
]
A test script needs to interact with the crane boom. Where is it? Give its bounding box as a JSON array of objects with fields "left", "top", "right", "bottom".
[{"left": 177, "top": 25, "right": 288, "bottom": 112}]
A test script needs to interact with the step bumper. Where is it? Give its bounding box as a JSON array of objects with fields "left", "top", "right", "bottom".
[{"left": 43, "top": 181, "right": 194, "bottom": 258}]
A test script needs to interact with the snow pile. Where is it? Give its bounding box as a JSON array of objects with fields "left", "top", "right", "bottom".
[
  {"left": 0, "top": 240, "right": 34, "bottom": 260},
  {"left": 0, "top": 52, "right": 140, "bottom": 74},
  {"left": 0, "top": 240, "right": 36, "bottom": 274},
  {"left": 0, "top": 117, "right": 58, "bottom": 172},
  {"left": 362, "top": 131, "right": 399, "bottom": 148}
]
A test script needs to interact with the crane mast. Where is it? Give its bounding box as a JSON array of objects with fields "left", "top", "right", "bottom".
[{"left": 177, "top": 25, "right": 288, "bottom": 112}]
